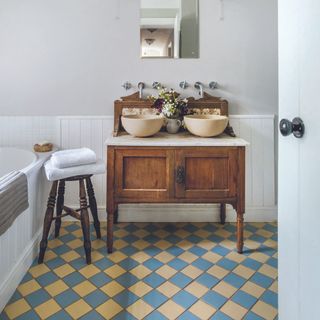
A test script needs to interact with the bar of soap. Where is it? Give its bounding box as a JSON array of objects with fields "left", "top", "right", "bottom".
[{"left": 34, "top": 142, "right": 53, "bottom": 152}]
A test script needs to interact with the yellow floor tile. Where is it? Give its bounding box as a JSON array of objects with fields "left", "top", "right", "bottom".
[
  {"left": 43, "top": 250, "right": 58, "bottom": 262},
  {"left": 258, "top": 264, "right": 278, "bottom": 279},
  {"left": 176, "top": 240, "right": 193, "bottom": 250},
  {"left": 207, "top": 265, "right": 230, "bottom": 279},
  {"left": 129, "top": 281, "right": 153, "bottom": 297},
  {"left": 130, "top": 265, "right": 152, "bottom": 279},
  {"left": 154, "top": 251, "right": 175, "bottom": 263},
  {"left": 189, "top": 300, "right": 216, "bottom": 319},
  {"left": 185, "top": 282, "right": 209, "bottom": 298},
  {"left": 202, "top": 251, "right": 223, "bottom": 263},
  {"left": 67, "top": 239, "right": 83, "bottom": 249},
  {"left": 113, "top": 239, "right": 128, "bottom": 250},
  {"left": 91, "top": 239, "right": 107, "bottom": 250},
  {"left": 225, "top": 251, "right": 246, "bottom": 263},
  {"left": 35, "top": 299, "right": 62, "bottom": 319},
  {"left": 157, "top": 281, "right": 180, "bottom": 298},
  {"left": 45, "top": 279, "right": 69, "bottom": 297},
  {"left": 65, "top": 299, "right": 92, "bottom": 319},
  {"left": 104, "top": 265, "right": 126, "bottom": 279},
  {"left": 4, "top": 299, "right": 31, "bottom": 319},
  {"left": 73, "top": 280, "right": 96, "bottom": 297},
  {"left": 212, "top": 281, "right": 238, "bottom": 298},
  {"left": 131, "top": 251, "right": 151, "bottom": 263},
  {"left": 158, "top": 300, "right": 185, "bottom": 319},
  {"left": 269, "top": 280, "right": 278, "bottom": 293},
  {"left": 249, "top": 252, "right": 270, "bottom": 263},
  {"left": 61, "top": 250, "right": 81, "bottom": 262},
  {"left": 47, "top": 239, "right": 63, "bottom": 249},
  {"left": 178, "top": 251, "right": 198, "bottom": 263},
  {"left": 256, "top": 229, "right": 274, "bottom": 238},
  {"left": 241, "top": 281, "right": 266, "bottom": 298},
  {"left": 155, "top": 265, "right": 177, "bottom": 279},
  {"left": 221, "top": 301, "right": 247, "bottom": 320},
  {"left": 108, "top": 251, "right": 127, "bottom": 263},
  {"left": 91, "top": 251, "right": 105, "bottom": 263},
  {"left": 29, "top": 264, "right": 50, "bottom": 278},
  {"left": 252, "top": 301, "right": 278, "bottom": 320},
  {"left": 132, "top": 240, "right": 150, "bottom": 250},
  {"left": 233, "top": 265, "right": 256, "bottom": 279},
  {"left": 154, "top": 240, "right": 172, "bottom": 250},
  {"left": 79, "top": 265, "right": 101, "bottom": 278},
  {"left": 126, "top": 299, "right": 153, "bottom": 320},
  {"left": 18, "top": 279, "right": 41, "bottom": 296},
  {"left": 181, "top": 265, "right": 203, "bottom": 279},
  {"left": 96, "top": 300, "right": 123, "bottom": 318},
  {"left": 100, "top": 280, "right": 125, "bottom": 297},
  {"left": 197, "top": 239, "right": 216, "bottom": 250},
  {"left": 133, "top": 229, "right": 149, "bottom": 238},
  {"left": 53, "top": 264, "right": 75, "bottom": 278}
]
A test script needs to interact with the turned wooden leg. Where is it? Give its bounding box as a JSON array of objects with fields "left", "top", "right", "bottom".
[
  {"left": 80, "top": 179, "right": 91, "bottom": 264},
  {"left": 237, "top": 212, "right": 244, "bottom": 253},
  {"left": 107, "top": 205, "right": 115, "bottom": 254},
  {"left": 85, "top": 177, "right": 101, "bottom": 239},
  {"left": 220, "top": 203, "right": 226, "bottom": 225},
  {"left": 113, "top": 209, "right": 119, "bottom": 224},
  {"left": 38, "top": 181, "right": 58, "bottom": 264},
  {"left": 55, "top": 180, "right": 65, "bottom": 238}
]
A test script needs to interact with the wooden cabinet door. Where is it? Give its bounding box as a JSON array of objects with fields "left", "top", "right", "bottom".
[
  {"left": 115, "top": 148, "right": 174, "bottom": 200},
  {"left": 175, "top": 148, "right": 239, "bottom": 199}
]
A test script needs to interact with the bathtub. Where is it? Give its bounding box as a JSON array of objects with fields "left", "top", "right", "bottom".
[{"left": 0, "top": 147, "right": 51, "bottom": 312}]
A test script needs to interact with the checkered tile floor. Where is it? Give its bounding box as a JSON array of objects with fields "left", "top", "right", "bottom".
[{"left": 0, "top": 222, "right": 277, "bottom": 320}]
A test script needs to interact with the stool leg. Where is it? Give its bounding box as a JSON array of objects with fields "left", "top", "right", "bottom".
[
  {"left": 85, "top": 177, "right": 101, "bottom": 239},
  {"left": 38, "top": 181, "right": 58, "bottom": 264},
  {"left": 55, "top": 180, "right": 65, "bottom": 238},
  {"left": 80, "top": 179, "right": 91, "bottom": 264}
]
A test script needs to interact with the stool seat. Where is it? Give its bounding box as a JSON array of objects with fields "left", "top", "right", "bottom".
[{"left": 44, "top": 159, "right": 105, "bottom": 181}]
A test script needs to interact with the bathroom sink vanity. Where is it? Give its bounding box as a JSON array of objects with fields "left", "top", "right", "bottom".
[{"left": 106, "top": 93, "right": 249, "bottom": 254}]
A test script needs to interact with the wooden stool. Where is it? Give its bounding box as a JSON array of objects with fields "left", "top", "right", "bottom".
[{"left": 38, "top": 175, "right": 101, "bottom": 265}]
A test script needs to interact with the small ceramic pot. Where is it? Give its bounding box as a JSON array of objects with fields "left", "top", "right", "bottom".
[{"left": 166, "top": 118, "right": 181, "bottom": 134}]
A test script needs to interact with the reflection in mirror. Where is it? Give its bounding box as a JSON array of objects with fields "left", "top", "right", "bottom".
[{"left": 140, "top": 0, "right": 199, "bottom": 59}]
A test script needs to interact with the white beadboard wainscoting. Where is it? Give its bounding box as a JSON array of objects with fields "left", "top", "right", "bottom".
[{"left": 0, "top": 115, "right": 276, "bottom": 222}]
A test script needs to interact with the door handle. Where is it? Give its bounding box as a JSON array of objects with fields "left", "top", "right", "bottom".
[
  {"left": 176, "top": 166, "right": 185, "bottom": 184},
  {"left": 279, "top": 117, "right": 305, "bottom": 138}
]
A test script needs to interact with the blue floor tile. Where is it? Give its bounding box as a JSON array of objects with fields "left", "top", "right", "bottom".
[
  {"left": 145, "top": 310, "right": 168, "bottom": 320},
  {"left": 55, "top": 289, "right": 81, "bottom": 308},
  {"left": 16, "top": 310, "right": 41, "bottom": 320},
  {"left": 170, "top": 273, "right": 193, "bottom": 288},
  {"left": 84, "top": 290, "right": 109, "bottom": 308},
  {"left": 63, "top": 272, "right": 86, "bottom": 287},
  {"left": 223, "top": 273, "right": 246, "bottom": 289},
  {"left": 47, "top": 310, "right": 73, "bottom": 320},
  {"left": 244, "top": 311, "right": 265, "bottom": 320},
  {"left": 143, "top": 258, "right": 164, "bottom": 271},
  {"left": 261, "top": 290, "right": 278, "bottom": 308},
  {"left": 168, "top": 258, "right": 189, "bottom": 271},
  {"left": 232, "top": 290, "right": 257, "bottom": 309},
  {"left": 210, "top": 311, "right": 233, "bottom": 320},
  {"left": 25, "top": 289, "right": 51, "bottom": 308},
  {"left": 217, "top": 258, "right": 237, "bottom": 271},
  {"left": 143, "top": 290, "right": 168, "bottom": 308},
  {"left": 172, "top": 291, "right": 197, "bottom": 308},
  {"left": 196, "top": 274, "right": 220, "bottom": 288},
  {"left": 192, "top": 258, "right": 213, "bottom": 271},
  {"left": 113, "top": 291, "right": 139, "bottom": 308},
  {"left": 144, "top": 273, "right": 166, "bottom": 288},
  {"left": 79, "top": 310, "right": 105, "bottom": 320},
  {"left": 178, "top": 311, "right": 201, "bottom": 320},
  {"left": 37, "top": 272, "right": 59, "bottom": 287},
  {"left": 89, "top": 273, "right": 111, "bottom": 288},
  {"left": 250, "top": 273, "right": 274, "bottom": 289},
  {"left": 202, "top": 291, "right": 228, "bottom": 309},
  {"left": 241, "top": 258, "right": 262, "bottom": 271}
]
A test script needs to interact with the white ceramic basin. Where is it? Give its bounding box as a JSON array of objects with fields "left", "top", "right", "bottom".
[
  {"left": 121, "top": 115, "right": 164, "bottom": 137},
  {"left": 184, "top": 115, "right": 229, "bottom": 137}
]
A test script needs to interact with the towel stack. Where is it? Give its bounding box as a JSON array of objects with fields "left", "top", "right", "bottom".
[{"left": 44, "top": 148, "right": 105, "bottom": 181}]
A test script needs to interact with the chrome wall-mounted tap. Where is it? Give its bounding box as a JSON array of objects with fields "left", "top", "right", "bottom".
[
  {"left": 122, "top": 82, "right": 132, "bottom": 90},
  {"left": 209, "top": 81, "right": 218, "bottom": 89},
  {"left": 152, "top": 82, "right": 162, "bottom": 89},
  {"left": 179, "top": 81, "right": 188, "bottom": 90},
  {"left": 138, "top": 82, "right": 145, "bottom": 99},
  {"left": 194, "top": 82, "right": 204, "bottom": 98}
]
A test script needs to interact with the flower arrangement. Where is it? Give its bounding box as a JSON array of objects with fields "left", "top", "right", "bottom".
[{"left": 150, "top": 88, "right": 189, "bottom": 119}]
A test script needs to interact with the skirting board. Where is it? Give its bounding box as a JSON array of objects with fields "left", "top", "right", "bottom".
[
  {"left": 0, "top": 228, "right": 43, "bottom": 313},
  {"left": 89, "top": 204, "right": 277, "bottom": 223}
]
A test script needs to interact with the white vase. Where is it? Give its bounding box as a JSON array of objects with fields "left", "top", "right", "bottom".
[{"left": 166, "top": 118, "right": 181, "bottom": 134}]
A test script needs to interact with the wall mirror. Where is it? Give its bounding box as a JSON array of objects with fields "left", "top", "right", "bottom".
[{"left": 140, "top": 0, "right": 199, "bottom": 59}]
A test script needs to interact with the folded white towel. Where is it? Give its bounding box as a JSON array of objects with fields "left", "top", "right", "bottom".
[
  {"left": 51, "top": 148, "right": 97, "bottom": 169},
  {"left": 44, "top": 159, "right": 105, "bottom": 181}
]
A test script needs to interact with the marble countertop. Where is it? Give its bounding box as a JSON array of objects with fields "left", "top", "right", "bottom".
[{"left": 105, "top": 132, "right": 249, "bottom": 147}]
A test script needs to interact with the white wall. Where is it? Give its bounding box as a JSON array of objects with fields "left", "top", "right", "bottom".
[{"left": 0, "top": 0, "right": 278, "bottom": 116}]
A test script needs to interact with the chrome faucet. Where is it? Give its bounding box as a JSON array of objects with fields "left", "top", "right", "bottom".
[
  {"left": 194, "top": 82, "right": 204, "bottom": 98},
  {"left": 138, "top": 82, "right": 145, "bottom": 99}
]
